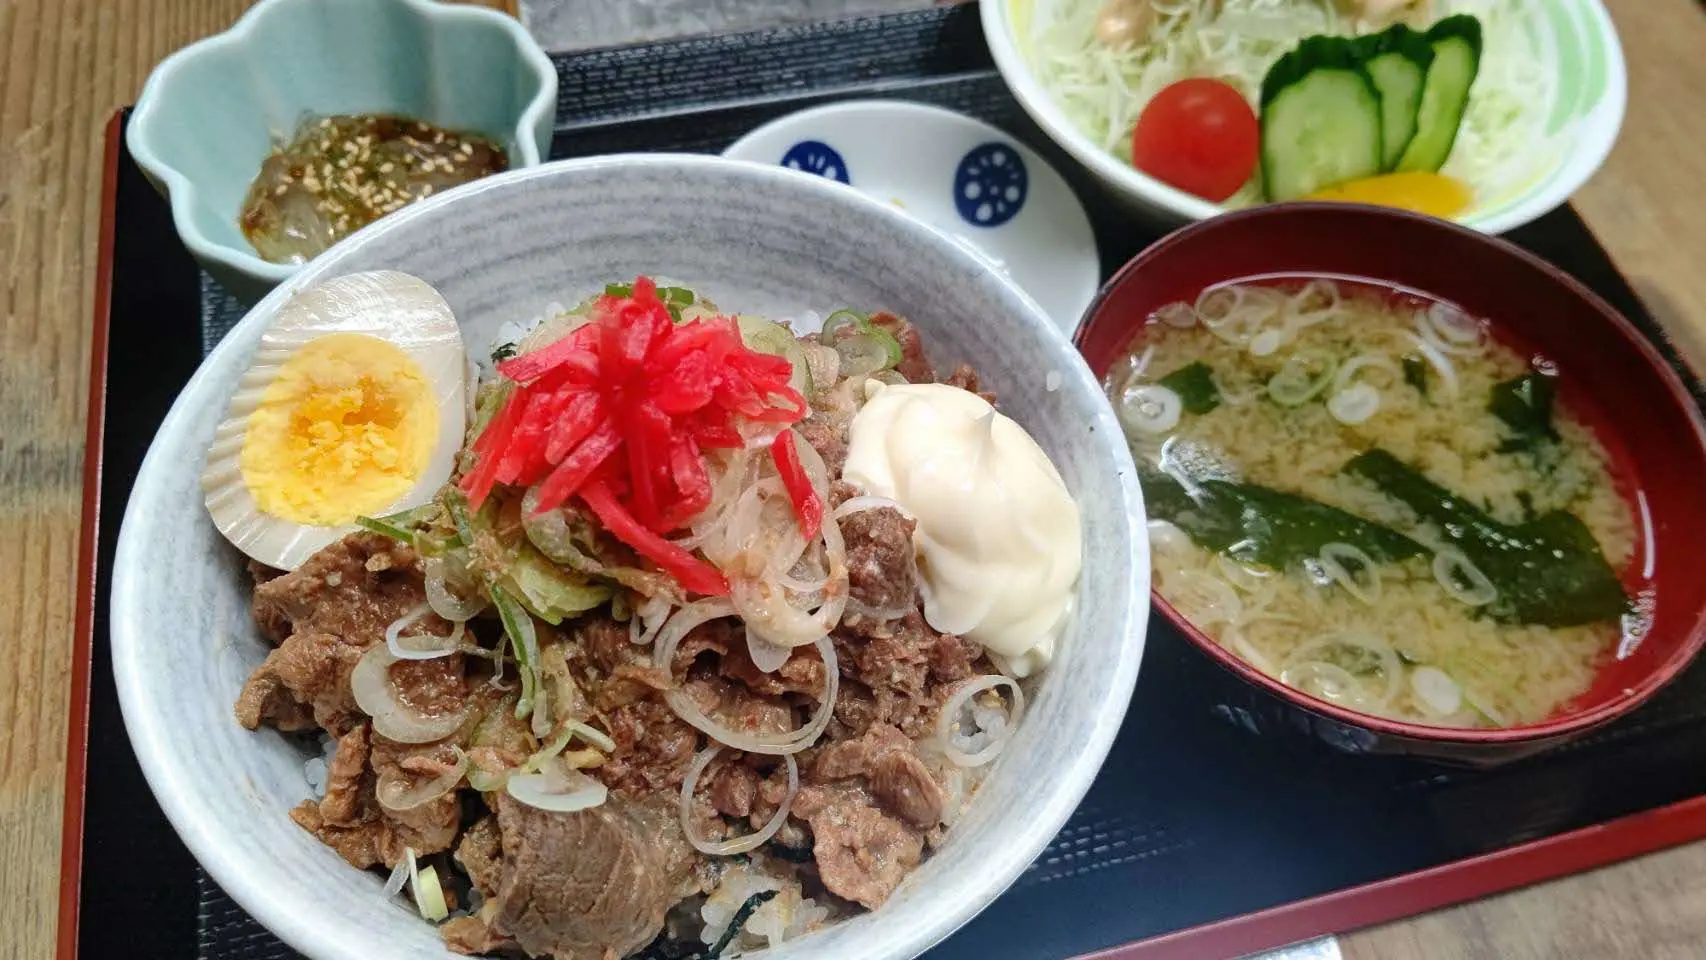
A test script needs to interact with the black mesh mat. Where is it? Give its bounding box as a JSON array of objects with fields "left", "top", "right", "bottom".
[{"left": 80, "top": 6, "right": 1706, "bottom": 960}]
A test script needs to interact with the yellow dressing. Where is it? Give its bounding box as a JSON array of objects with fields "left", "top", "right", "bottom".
[
  {"left": 239, "top": 332, "right": 437, "bottom": 525},
  {"left": 1308, "top": 172, "right": 1474, "bottom": 219}
]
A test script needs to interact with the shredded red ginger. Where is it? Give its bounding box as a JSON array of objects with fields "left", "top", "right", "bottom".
[{"left": 460, "top": 276, "right": 818, "bottom": 597}]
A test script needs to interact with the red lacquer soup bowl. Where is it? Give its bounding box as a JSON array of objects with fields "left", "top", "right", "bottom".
[{"left": 1077, "top": 202, "right": 1706, "bottom": 765}]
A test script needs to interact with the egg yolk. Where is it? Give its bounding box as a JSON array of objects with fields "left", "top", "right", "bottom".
[
  {"left": 240, "top": 332, "right": 437, "bottom": 526},
  {"left": 1307, "top": 172, "right": 1473, "bottom": 219}
]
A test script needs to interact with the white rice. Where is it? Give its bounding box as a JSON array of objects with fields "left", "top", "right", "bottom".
[{"left": 698, "top": 860, "right": 831, "bottom": 954}]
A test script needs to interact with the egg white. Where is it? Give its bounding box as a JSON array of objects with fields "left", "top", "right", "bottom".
[{"left": 201, "top": 270, "right": 467, "bottom": 571}]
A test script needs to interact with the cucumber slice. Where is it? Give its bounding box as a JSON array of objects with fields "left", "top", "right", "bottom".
[
  {"left": 737, "top": 315, "right": 813, "bottom": 396},
  {"left": 1395, "top": 15, "right": 1483, "bottom": 174},
  {"left": 1355, "top": 25, "right": 1435, "bottom": 171},
  {"left": 1259, "top": 36, "right": 1384, "bottom": 202}
]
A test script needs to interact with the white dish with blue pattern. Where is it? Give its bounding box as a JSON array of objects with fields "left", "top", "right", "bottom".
[{"left": 723, "top": 100, "right": 1099, "bottom": 334}]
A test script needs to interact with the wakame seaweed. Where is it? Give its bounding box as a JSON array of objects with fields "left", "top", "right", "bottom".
[
  {"left": 1343, "top": 449, "right": 1628, "bottom": 626},
  {"left": 1490, "top": 372, "right": 1559, "bottom": 451},
  {"left": 1402, "top": 355, "right": 1428, "bottom": 397},
  {"left": 1157, "top": 361, "right": 1222, "bottom": 414},
  {"left": 1141, "top": 470, "right": 1423, "bottom": 570}
]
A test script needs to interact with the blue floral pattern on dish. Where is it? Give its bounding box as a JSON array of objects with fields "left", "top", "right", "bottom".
[
  {"left": 781, "top": 140, "right": 850, "bottom": 184},
  {"left": 954, "top": 142, "right": 1028, "bottom": 228}
]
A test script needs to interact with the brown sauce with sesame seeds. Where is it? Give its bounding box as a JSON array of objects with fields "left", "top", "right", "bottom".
[{"left": 239, "top": 114, "right": 508, "bottom": 265}]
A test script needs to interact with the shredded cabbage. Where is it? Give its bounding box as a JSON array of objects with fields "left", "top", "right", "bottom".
[{"left": 1021, "top": 0, "right": 1553, "bottom": 208}]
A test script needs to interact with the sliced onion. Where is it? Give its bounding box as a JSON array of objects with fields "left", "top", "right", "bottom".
[
  {"left": 1152, "top": 302, "right": 1197, "bottom": 328},
  {"left": 1146, "top": 519, "right": 1191, "bottom": 556},
  {"left": 1317, "top": 542, "right": 1381, "bottom": 605},
  {"left": 377, "top": 749, "right": 467, "bottom": 812},
  {"left": 1433, "top": 547, "right": 1498, "bottom": 606},
  {"left": 423, "top": 554, "right": 486, "bottom": 622},
  {"left": 1284, "top": 631, "right": 1403, "bottom": 708},
  {"left": 679, "top": 745, "right": 800, "bottom": 855},
  {"left": 1117, "top": 384, "right": 1182, "bottom": 435},
  {"left": 657, "top": 608, "right": 839, "bottom": 755},
  {"left": 1279, "top": 660, "right": 1365, "bottom": 707},
  {"left": 1410, "top": 665, "right": 1464, "bottom": 716},
  {"left": 382, "top": 857, "right": 410, "bottom": 897},
  {"left": 802, "top": 341, "right": 841, "bottom": 391},
  {"left": 1425, "top": 302, "right": 1484, "bottom": 347},
  {"left": 832, "top": 495, "right": 912, "bottom": 521},
  {"left": 1331, "top": 354, "right": 1400, "bottom": 393},
  {"left": 1161, "top": 568, "right": 1242, "bottom": 626},
  {"left": 467, "top": 767, "right": 511, "bottom": 793},
  {"left": 936, "top": 674, "right": 1025, "bottom": 767},
  {"left": 350, "top": 645, "right": 471, "bottom": 744},
  {"left": 1248, "top": 329, "right": 1284, "bottom": 357},
  {"left": 385, "top": 603, "right": 464, "bottom": 661},
  {"left": 1266, "top": 350, "right": 1337, "bottom": 406},
  {"left": 505, "top": 761, "right": 609, "bottom": 813},
  {"left": 1327, "top": 383, "right": 1381, "bottom": 424},
  {"left": 835, "top": 333, "right": 892, "bottom": 378},
  {"left": 746, "top": 631, "right": 794, "bottom": 673},
  {"left": 564, "top": 719, "right": 616, "bottom": 753}
]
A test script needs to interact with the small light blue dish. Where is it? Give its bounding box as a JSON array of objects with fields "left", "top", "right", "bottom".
[
  {"left": 127, "top": 0, "right": 558, "bottom": 304},
  {"left": 723, "top": 100, "right": 1100, "bottom": 334}
]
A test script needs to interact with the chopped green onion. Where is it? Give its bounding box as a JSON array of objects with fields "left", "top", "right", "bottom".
[
  {"left": 657, "top": 285, "right": 696, "bottom": 306},
  {"left": 446, "top": 491, "right": 477, "bottom": 548},
  {"left": 355, "top": 515, "right": 416, "bottom": 544},
  {"left": 604, "top": 282, "right": 634, "bottom": 298},
  {"left": 490, "top": 584, "right": 540, "bottom": 720},
  {"left": 818, "top": 309, "right": 867, "bottom": 344},
  {"left": 412, "top": 863, "right": 449, "bottom": 922},
  {"left": 866, "top": 325, "right": 903, "bottom": 369}
]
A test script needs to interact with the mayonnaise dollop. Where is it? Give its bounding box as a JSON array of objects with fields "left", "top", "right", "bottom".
[{"left": 843, "top": 382, "right": 1082, "bottom": 676}]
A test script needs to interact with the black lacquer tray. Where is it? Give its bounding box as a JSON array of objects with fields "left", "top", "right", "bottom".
[{"left": 64, "top": 7, "right": 1706, "bottom": 960}]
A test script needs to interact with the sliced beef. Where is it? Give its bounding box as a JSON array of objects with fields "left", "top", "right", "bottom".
[
  {"left": 941, "top": 363, "right": 996, "bottom": 403},
  {"left": 795, "top": 413, "right": 848, "bottom": 479},
  {"left": 250, "top": 532, "right": 426, "bottom": 644},
  {"left": 794, "top": 784, "right": 923, "bottom": 909},
  {"left": 598, "top": 699, "right": 699, "bottom": 796},
  {"left": 811, "top": 724, "right": 944, "bottom": 829},
  {"left": 680, "top": 675, "right": 795, "bottom": 738},
  {"left": 870, "top": 312, "right": 932, "bottom": 384},
  {"left": 719, "top": 640, "right": 825, "bottom": 699},
  {"left": 240, "top": 632, "right": 367, "bottom": 735},
  {"left": 319, "top": 723, "right": 373, "bottom": 826},
  {"left": 233, "top": 672, "right": 316, "bottom": 732},
  {"left": 290, "top": 800, "right": 381, "bottom": 869},
  {"left": 456, "top": 815, "right": 506, "bottom": 896},
  {"left": 389, "top": 652, "right": 471, "bottom": 718},
  {"left": 840, "top": 506, "right": 918, "bottom": 615},
  {"left": 367, "top": 735, "right": 463, "bottom": 865},
  {"left": 442, "top": 910, "right": 514, "bottom": 956},
  {"left": 490, "top": 793, "right": 677, "bottom": 960},
  {"left": 835, "top": 612, "right": 984, "bottom": 738},
  {"left": 708, "top": 761, "right": 761, "bottom": 819},
  {"left": 238, "top": 533, "right": 437, "bottom": 736}
]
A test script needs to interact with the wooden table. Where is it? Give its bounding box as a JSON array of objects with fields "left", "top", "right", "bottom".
[{"left": 2, "top": 1, "right": 1703, "bottom": 958}]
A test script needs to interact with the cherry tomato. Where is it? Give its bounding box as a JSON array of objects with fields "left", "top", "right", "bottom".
[{"left": 1130, "top": 78, "right": 1260, "bottom": 203}]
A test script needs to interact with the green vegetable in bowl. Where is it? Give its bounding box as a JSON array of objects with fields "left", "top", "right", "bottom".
[
  {"left": 1354, "top": 24, "right": 1436, "bottom": 170},
  {"left": 1259, "top": 35, "right": 1385, "bottom": 201},
  {"left": 1396, "top": 14, "right": 1484, "bottom": 174}
]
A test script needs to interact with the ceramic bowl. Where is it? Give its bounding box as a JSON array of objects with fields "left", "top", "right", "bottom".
[
  {"left": 1077, "top": 202, "right": 1706, "bottom": 765},
  {"left": 127, "top": 0, "right": 557, "bottom": 304},
  {"left": 722, "top": 100, "right": 1101, "bottom": 333},
  {"left": 982, "top": 0, "right": 1626, "bottom": 234},
  {"left": 112, "top": 155, "right": 1149, "bottom": 960}
]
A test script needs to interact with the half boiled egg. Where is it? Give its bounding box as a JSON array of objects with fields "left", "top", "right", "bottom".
[{"left": 202, "top": 270, "right": 466, "bottom": 571}]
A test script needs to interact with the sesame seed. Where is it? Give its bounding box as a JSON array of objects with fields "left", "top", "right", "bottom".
[
  {"left": 420, "top": 184, "right": 434, "bottom": 197},
  {"left": 378, "top": 162, "right": 395, "bottom": 174},
  {"left": 458, "top": 141, "right": 473, "bottom": 156},
  {"left": 274, "top": 184, "right": 288, "bottom": 196},
  {"left": 319, "top": 117, "right": 332, "bottom": 129}
]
